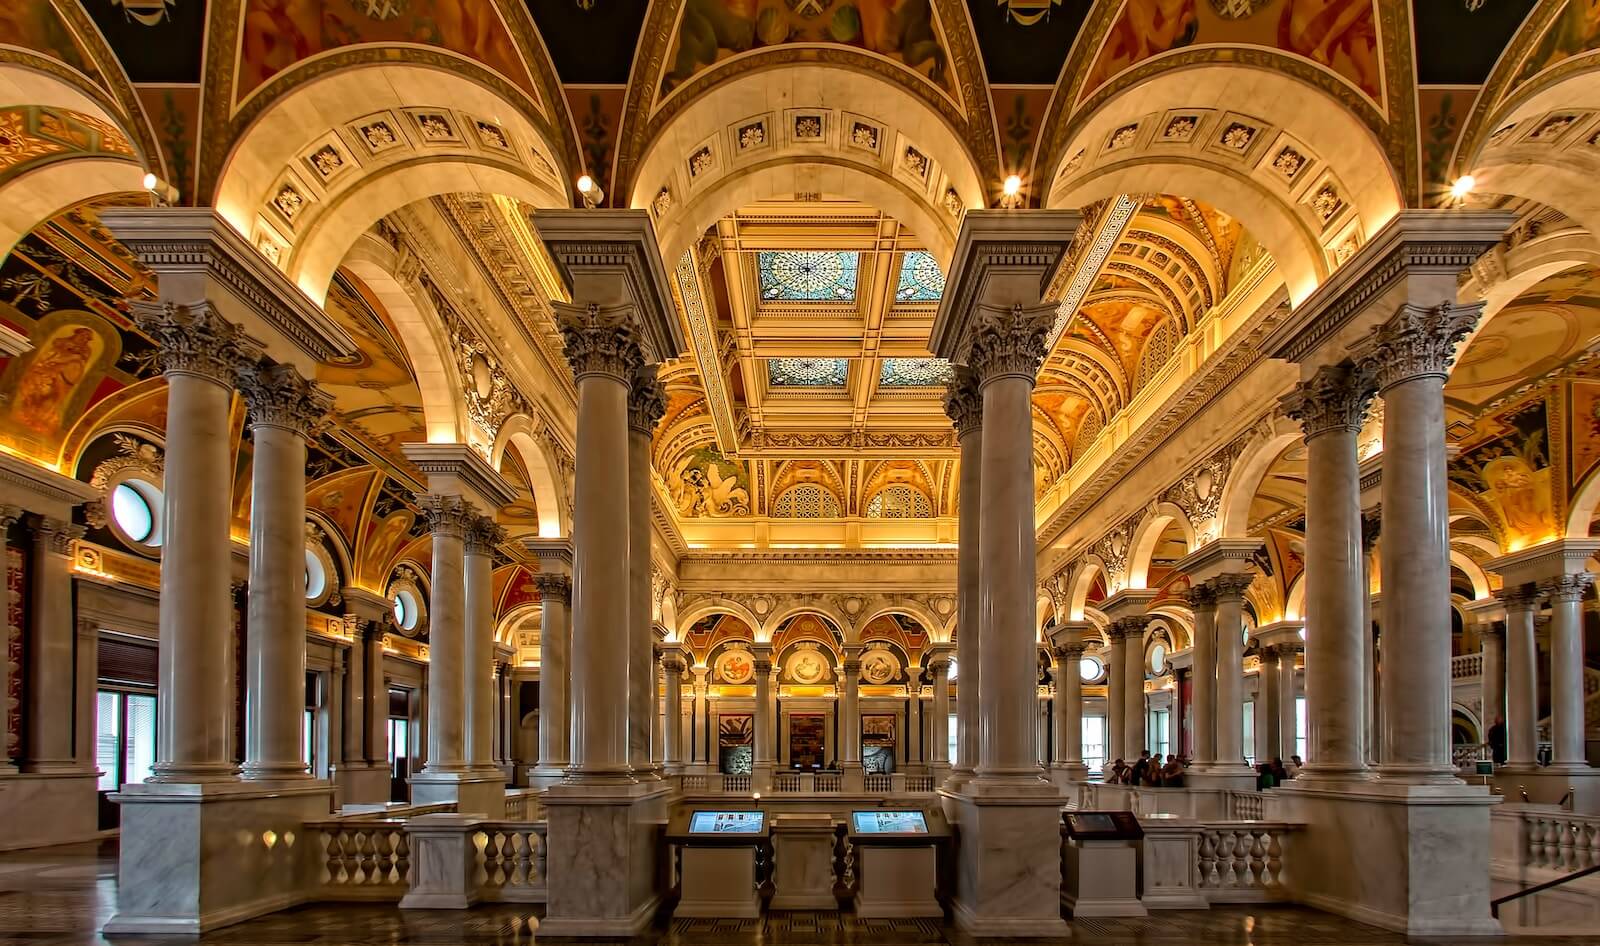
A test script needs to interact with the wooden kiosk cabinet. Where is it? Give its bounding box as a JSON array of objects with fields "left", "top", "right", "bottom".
[
  {"left": 667, "top": 810, "right": 769, "bottom": 919},
  {"left": 847, "top": 809, "right": 946, "bottom": 918}
]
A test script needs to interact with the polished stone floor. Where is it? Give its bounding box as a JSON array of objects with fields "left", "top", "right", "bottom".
[{"left": 1, "top": 842, "right": 1597, "bottom": 945}]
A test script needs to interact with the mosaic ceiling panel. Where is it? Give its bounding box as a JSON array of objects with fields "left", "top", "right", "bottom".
[
  {"left": 768, "top": 357, "right": 849, "bottom": 387},
  {"left": 895, "top": 250, "right": 945, "bottom": 302},
  {"left": 757, "top": 250, "right": 859, "bottom": 302},
  {"left": 879, "top": 358, "right": 952, "bottom": 387}
]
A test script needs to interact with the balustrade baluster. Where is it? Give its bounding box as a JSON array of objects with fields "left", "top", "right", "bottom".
[
  {"left": 1265, "top": 829, "right": 1283, "bottom": 888},
  {"left": 534, "top": 828, "right": 548, "bottom": 884},
  {"left": 1199, "top": 831, "right": 1219, "bottom": 888}
]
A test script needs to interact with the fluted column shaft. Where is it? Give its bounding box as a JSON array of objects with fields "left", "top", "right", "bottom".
[
  {"left": 419, "top": 495, "right": 473, "bottom": 774},
  {"left": 1540, "top": 575, "right": 1592, "bottom": 769},
  {"left": 534, "top": 574, "right": 571, "bottom": 772},
  {"left": 239, "top": 362, "right": 327, "bottom": 780},
  {"left": 135, "top": 303, "right": 258, "bottom": 782},
  {"left": 1365, "top": 303, "right": 1478, "bottom": 782},
  {"left": 464, "top": 517, "right": 505, "bottom": 773},
  {"left": 1281, "top": 362, "right": 1372, "bottom": 780},
  {"left": 1186, "top": 586, "right": 1217, "bottom": 768},
  {"left": 1107, "top": 630, "right": 1126, "bottom": 765},
  {"left": 1212, "top": 576, "right": 1253, "bottom": 772},
  {"left": 929, "top": 656, "right": 951, "bottom": 766},
  {"left": 1479, "top": 624, "right": 1505, "bottom": 747},
  {"left": 1499, "top": 588, "right": 1539, "bottom": 769},
  {"left": 970, "top": 307, "right": 1050, "bottom": 780},
  {"left": 559, "top": 305, "right": 641, "bottom": 782},
  {"left": 1052, "top": 643, "right": 1085, "bottom": 767},
  {"left": 342, "top": 620, "right": 366, "bottom": 768},
  {"left": 662, "top": 652, "right": 686, "bottom": 772},
  {"left": 944, "top": 371, "right": 982, "bottom": 781},
  {"left": 627, "top": 368, "right": 664, "bottom": 778},
  {"left": 22, "top": 516, "right": 85, "bottom": 771}
]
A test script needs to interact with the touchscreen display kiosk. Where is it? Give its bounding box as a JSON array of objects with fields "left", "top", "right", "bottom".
[
  {"left": 688, "top": 810, "right": 766, "bottom": 835},
  {"left": 851, "top": 810, "right": 929, "bottom": 835},
  {"left": 1064, "top": 810, "right": 1143, "bottom": 840}
]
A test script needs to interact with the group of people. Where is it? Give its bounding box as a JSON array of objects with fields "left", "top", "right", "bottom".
[
  {"left": 1104, "top": 750, "right": 1187, "bottom": 787},
  {"left": 1255, "top": 756, "right": 1302, "bottom": 789}
]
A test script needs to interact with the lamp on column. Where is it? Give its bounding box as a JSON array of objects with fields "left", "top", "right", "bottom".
[{"left": 576, "top": 175, "right": 605, "bottom": 209}]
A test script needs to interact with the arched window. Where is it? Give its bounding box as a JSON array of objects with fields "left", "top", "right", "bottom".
[
  {"left": 865, "top": 484, "right": 932, "bottom": 518},
  {"left": 772, "top": 484, "right": 841, "bottom": 518}
]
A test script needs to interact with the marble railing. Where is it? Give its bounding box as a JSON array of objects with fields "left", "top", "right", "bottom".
[
  {"left": 676, "top": 772, "right": 937, "bottom": 796},
  {"left": 1514, "top": 809, "right": 1600, "bottom": 872},
  {"left": 503, "top": 788, "right": 541, "bottom": 822},
  {"left": 1132, "top": 817, "right": 1298, "bottom": 908},
  {"left": 1452, "top": 652, "right": 1483, "bottom": 679},
  {"left": 1453, "top": 743, "right": 1490, "bottom": 769},
  {"left": 308, "top": 818, "right": 414, "bottom": 899},
  {"left": 1226, "top": 790, "right": 1265, "bottom": 821},
  {"left": 863, "top": 774, "right": 893, "bottom": 793},
  {"left": 332, "top": 801, "right": 455, "bottom": 820},
  {"left": 475, "top": 822, "right": 548, "bottom": 902},
  {"left": 1490, "top": 805, "right": 1600, "bottom": 933},
  {"left": 1078, "top": 782, "right": 1270, "bottom": 822},
  {"left": 723, "top": 774, "right": 752, "bottom": 793}
]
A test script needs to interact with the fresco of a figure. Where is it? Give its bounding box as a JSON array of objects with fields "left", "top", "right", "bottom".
[
  {"left": 0, "top": 2, "right": 96, "bottom": 79},
  {"left": 0, "top": 312, "right": 121, "bottom": 455},
  {"left": 670, "top": 444, "right": 751, "bottom": 517},
  {"left": 238, "top": 0, "right": 535, "bottom": 102},
  {"left": 1516, "top": 0, "right": 1600, "bottom": 86},
  {"left": 1449, "top": 400, "right": 1555, "bottom": 547},
  {"left": 660, "top": 0, "right": 952, "bottom": 96}
]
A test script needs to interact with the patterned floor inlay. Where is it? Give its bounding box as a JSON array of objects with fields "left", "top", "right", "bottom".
[{"left": 2, "top": 843, "right": 1599, "bottom": 946}]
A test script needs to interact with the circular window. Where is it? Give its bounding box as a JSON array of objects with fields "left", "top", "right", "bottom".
[
  {"left": 394, "top": 590, "right": 419, "bottom": 631},
  {"left": 111, "top": 479, "right": 163, "bottom": 548},
  {"left": 1149, "top": 643, "right": 1167, "bottom": 675},
  {"left": 1079, "top": 655, "right": 1104, "bottom": 682},
  {"left": 305, "top": 548, "right": 327, "bottom": 600}
]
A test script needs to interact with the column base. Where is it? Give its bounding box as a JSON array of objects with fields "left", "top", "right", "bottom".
[
  {"left": 539, "top": 780, "right": 671, "bottom": 937},
  {"left": 1268, "top": 778, "right": 1502, "bottom": 936},
  {"left": 525, "top": 764, "right": 569, "bottom": 791},
  {"left": 334, "top": 762, "right": 390, "bottom": 807},
  {"left": 0, "top": 771, "right": 100, "bottom": 851},
  {"left": 1049, "top": 763, "right": 1089, "bottom": 791},
  {"left": 943, "top": 784, "right": 1068, "bottom": 937},
  {"left": 103, "top": 780, "right": 334, "bottom": 934},
  {"left": 408, "top": 770, "right": 506, "bottom": 817}
]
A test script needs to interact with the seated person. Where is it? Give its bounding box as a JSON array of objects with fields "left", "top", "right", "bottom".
[
  {"left": 1107, "top": 758, "right": 1128, "bottom": 783},
  {"left": 1160, "top": 754, "right": 1184, "bottom": 787}
]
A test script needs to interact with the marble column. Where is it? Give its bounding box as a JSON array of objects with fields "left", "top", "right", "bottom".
[
  {"left": 1497, "top": 587, "right": 1539, "bottom": 770},
  {"left": 1479, "top": 624, "right": 1505, "bottom": 754},
  {"left": 531, "top": 573, "right": 571, "bottom": 779},
  {"left": 133, "top": 302, "right": 259, "bottom": 782},
  {"left": 969, "top": 307, "right": 1051, "bottom": 782},
  {"left": 0, "top": 505, "right": 19, "bottom": 773},
  {"left": 1260, "top": 646, "right": 1282, "bottom": 763},
  {"left": 21, "top": 516, "right": 85, "bottom": 771},
  {"left": 1051, "top": 640, "right": 1087, "bottom": 780},
  {"left": 1185, "top": 584, "right": 1217, "bottom": 770},
  {"left": 558, "top": 304, "right": 641, "bottom": 783},
  {"left": 1361, "top": 514, "right": 1380, "bottom": 765},
  {"left": 464, "top": 516, "right": 506, "bottom": 775},
  {"left": 238, "top": 361, "right": 327, "bottom": 781},
  {"left": 907, "top": 678, "right": 923, "bottom": 765},
  {"left": 363, "top": 621, "right": 388, "bottom": 773},
  {"left": 840, "top": 646, "right": 862, "bottom": 785},
  {"left": 752, "top": 646, "right": 774, "bottom": 788},
  {"left": 943, "top": 367, "right": 982, "bottom": 785},
  {"left": 416, "top": 494, "right": 475, "bottom": 776},
  {"left": 692, "top": 669, "right": 709, "bottom": 767},
  {"left": 627, "top": 366, "right": 665, "bottom": 780},
  {"left": 1107, "top": 627, "right": 1127, "bottom": 766},
  {"left": 1539, "top": 574, "right": 1592, "bottom": 771},
  {"left": 1119, "top": 620, "right": 1149, "bottom": 760},
  {"left": 660, "top": 649, "right": 687, "bottom": 774},
  {"left": 1364, "top": 303, "right": 1479, "bottom": 783},
  {"left": 342, "top": 621, "right": 367, "bottom": 780},
  {"left": 1211, "top": 575, "right": 1254, "bottom": 774},
  {"left": 1280, "top": 361, "right": 1373, "bottom": 781},
  {"left": 928, "top": 651, "right": 951, "bottom": 774},
  {"left": 1277, "top": 643, "right": 1300, "bottom": 760}
]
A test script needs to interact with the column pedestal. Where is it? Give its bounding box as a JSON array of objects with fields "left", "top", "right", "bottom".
[
  {"left": 539, "top": 782, "right": 672, "bottom": 936},
  {"left": 944, "top": 787, "right": 1069, "bottom": 937}
]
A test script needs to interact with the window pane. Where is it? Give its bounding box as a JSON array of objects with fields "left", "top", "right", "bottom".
[
  {"left": 304, "top": 710, "right": 315, "bottom": 768},
  {"left": 947, "top": 713, "right": 957, "bottom": 763},
  {"left": 1295, "top": 696, "right": 1307, "bottom": 760},
  {"left": 125, "top": 694, "right": 156, "bottom": 786},
  {"left": 1082, "top": 716, "right": 1107, "bottom": 774},
  {"left": 1242, "top": 700, "right": 1256, "bottom": 768},
  {"left": 96, "top": 691, "right": 121, "bottom": 791},
  {"left": 112, "top": 484, "right": 153, "bottom": 543}
]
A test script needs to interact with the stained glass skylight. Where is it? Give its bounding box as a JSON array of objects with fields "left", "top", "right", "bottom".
[
  {"left": 769, "top": 357, "right": 849, "bottom": 387},
  {"left": 879, "top": 358, "right": 953, "bottom": 387},
  {"left": 757, "top": 251, "right": 859, "bottom": 302},
  {"left": 895, "top": 250, "right": 945, "bottom": 302}
]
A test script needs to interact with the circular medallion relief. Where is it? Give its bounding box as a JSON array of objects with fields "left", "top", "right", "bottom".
[
  {"left": 715, "top": 649, "right": 754, "bottom": 685},
  {"left": 787, "top": 650, "right": 828, "bottom": 685},
  {"left": 860, "top": 650, "right": 899, "bottom": 685}
]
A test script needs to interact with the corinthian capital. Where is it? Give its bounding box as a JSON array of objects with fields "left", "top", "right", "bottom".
[
  {"left": 464, "top": 515, "right": 508, "bottom": 556},
  {"left": 1360, "top": 301, "right": 1483, "bottom": 391},
  {"left": 557, "top": 302, "right": 643, "bottom": 383},
  {"left": 1279, "top": 360, "right": 1376, "bottom": 439},
  {"left": 533, "top": 571, "right": 571, "bottom": 603},
  {"left": 30, "top": 514, "right": 84, "bottom": 556},
  {"left": 416, "top": 493, "right": 478, "bottom": 538},
  {"left": 942, "top": 364, "right": 983, "bottom": 437},
  {"left": 966, "top": 303, "right": 1053, "bottom": 388},
  {"left": 628, "top": 364, "right": 667, "bottom": 435},
  {"left": 130, "top": 300, "right": 261, "bottom": 384},
  {"left": 1538, "top": 573, "right": 1594, "bottom": 604},
  {"left": 238, "top": 360, "right": 332, "bottom": 436}
]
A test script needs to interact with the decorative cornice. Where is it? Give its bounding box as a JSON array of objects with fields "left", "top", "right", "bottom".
[
  {"left": 99, "top": 208, "right": 357, "bottom": 364},
  {"left": 401, "top": 443, "right": 519, "bottom": 511},
  {"left": 129, "top": 300, "right": 261, "bottom": 385},
  {"left": 1279, "top": 360, "right": 1376, "bottom": 438},
  {"left": 929, "top": 210, "right": 1081, "bottom": 361},
  {"left": 555, "top": 302, "right": 644, "bottom": 384},
  {"left": 678, "top": 548, "right": 957, "bottom": 564},
  {"left": 29, "top": 515, "right": 84, "bottom": 556},
  {"left": 0, "top": 453, "right": 100, "bottom": 510},
  {"left": 237, "top": 360, "right": 332, "bottom": 436},
  {"left": 1486, "top": 538, "right": 1600, "bottom": 588},
  {"left": 522, "top": 537, "right": 575, "bottom": 573}
]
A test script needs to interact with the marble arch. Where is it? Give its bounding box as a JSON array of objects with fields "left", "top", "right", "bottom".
[
  {"left": 490, "top": 413, "right": 570, "bottom": 539},
  {"left": 857, "top": 603, "right": 943, "bottom": 645},
  {"left": 496, "top": 602, "right": 540, "bottom": 646},
  {"left": 765, "top": 604, "right": 851, "bottom": 645},
  {"left": 675, "top": 600, "right": 764, "bottom": 644},
  {"left": 1449, "top": 550, "right": 1493, "bottom": 602},
  {"left": 1066, "top": 556, "right": 1107, "bottom": 622},
  {"left": 210, "top": 62, "right": 570, "bottom": 304},
  {"left": 628, "top": 64, "right": 987, "bottom": 265},
  {"left": 1125, "top": 502, "right": 1195, "bottom": 590},
  {"left": 1043, "top": 66, "right": 1406, "bottom": 304},
  {"left": 1217, "top": 420, "right": 1303, "bottom": 540}
]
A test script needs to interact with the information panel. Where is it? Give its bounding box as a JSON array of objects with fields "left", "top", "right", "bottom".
[
  {"left": 688, "top": 810, "right": 766, "bottom": 835},
  {"left": 851, "top": 810, "right": 929, "bottom": 835}
]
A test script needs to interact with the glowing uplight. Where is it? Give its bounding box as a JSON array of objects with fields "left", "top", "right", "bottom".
[
  {"left": 1450, "top": 175, "right": 1476, "bottom": 200},
  {"left": 1002, "top": 175, "right": 1022, "bottom": 196},
  {"left": 142, "top": 172, "right": 158, "bottom": 191},
  {"left": 577, "top": 175, "right": 594, "bottom": 194}
]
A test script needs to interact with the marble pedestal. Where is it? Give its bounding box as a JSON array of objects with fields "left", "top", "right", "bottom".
[
  {"left": 399, "top": 814, "right": 483, "bottom": 909},
  {"left": 841, "top": 763, "right": 865, "bottom": 793},
  {"left": 1268, "top": 779, "right": 1502, "bottom": 935},
  {"left": 0, "top": 772, "right": 99, "bottom": 851},
  {"left": 104, "top": 780, "right": 334, "bottom": 934},
  {"left": 943, "top": 783, "right": 1069, "bottom": 937},
  {"left": 1140, "top": 820, "right": 1208, "bottom": 909},
  {"left": 855, "top": 845, "right": 941, "bottom": 918},
  {"left": 409, "top": 771, "right": 505, "bottom": 817},
  {"left": 1062, "top": 839, "right": 1146, "bottom": 917},
  {"left": 770, "top": 813, "right": 838, "bottom": 910},
  {"left": 677, "top": 846, "right": 761, "bottom": 918},
  {"left": 540, "top": 781, "right": 671, "bottom": 936},
  {"left": 335, "top": 763, "right": 390, "bottom": 807},
  {"left": 525, "top": 766, "right": 567, "bottom": 791}
]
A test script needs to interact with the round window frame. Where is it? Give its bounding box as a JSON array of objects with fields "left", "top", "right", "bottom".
[
  {"left": 105, "top": 474, "right": 165, "bottom": 553},
  {"left": 304, "top": 541, "right": 338, "bottom": 607},
  {"left": 1078, "top": 654, "right": 1105, "bottom": 683}
]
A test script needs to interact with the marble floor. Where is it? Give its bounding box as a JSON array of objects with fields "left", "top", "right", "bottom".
[{"left": 1, "top": 842, "right": 1597, "bottom": 946}]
